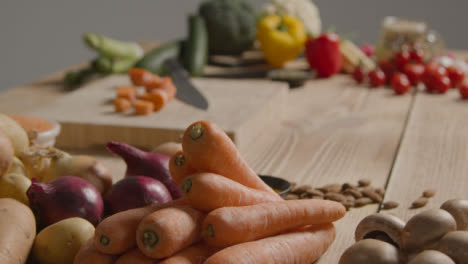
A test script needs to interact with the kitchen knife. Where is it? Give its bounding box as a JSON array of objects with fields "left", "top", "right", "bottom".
[{"left": 163, "top": 58, "right": 209, "bottom": 110}]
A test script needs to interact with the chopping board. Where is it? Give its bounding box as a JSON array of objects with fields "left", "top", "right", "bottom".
[{"left": 32, "top": 75, "right": 288, "bottom": 151}]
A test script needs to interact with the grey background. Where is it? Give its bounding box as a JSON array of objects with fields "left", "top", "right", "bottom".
[{"left": 0, "top": 0, "right": 465, "bottom": 91}]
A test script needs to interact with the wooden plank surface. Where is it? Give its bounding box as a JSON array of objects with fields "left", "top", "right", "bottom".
[{"left": 382, "top": 88, "right": 468, "bottom": 222}]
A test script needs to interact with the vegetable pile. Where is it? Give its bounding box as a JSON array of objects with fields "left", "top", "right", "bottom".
[{"left": 82, "top": 120, "right": 346, "bottom": 264}]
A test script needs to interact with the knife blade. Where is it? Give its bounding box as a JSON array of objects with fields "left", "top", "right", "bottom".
[{"left": 163, "top": 58, "right": 209, "bottom": 110}]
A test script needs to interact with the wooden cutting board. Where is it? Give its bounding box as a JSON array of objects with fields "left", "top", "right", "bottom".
[{"left": 32, "top": 75, "right": 288, "bottom": 151}]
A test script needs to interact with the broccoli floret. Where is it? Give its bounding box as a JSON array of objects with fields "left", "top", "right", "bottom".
[{"left": 199, "top": 0, "right": 257, "bottom": 55}]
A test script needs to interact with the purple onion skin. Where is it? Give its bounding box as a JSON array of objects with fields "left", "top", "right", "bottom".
[
  {"left": 105, "top": 176, "right": 172, "bottom": 215},
  {"left": 27, "top": 176, "right": 104, "bottom": 228},
  {"left": 106, "top": 141, "right": 182, "bottom": 199}
]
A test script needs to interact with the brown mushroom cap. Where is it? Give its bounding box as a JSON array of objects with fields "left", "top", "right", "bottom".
[
  {"left": 408, "top": 250, "right": 455, "bottom": 264},
  {"left": 441, "top": 199, "right": 468, "bottom": 231},
  {"left": 402, "top": 209, "right": 456, "bottom": 252},
  {"left": 355, "top": 213, "right": 405, "bottom": 249},
  {"left": 339, "top": 239, "right": 400, "bottom": 264},
  {"left": 437, "top": 231, "right": 468, "bottom": 264}
]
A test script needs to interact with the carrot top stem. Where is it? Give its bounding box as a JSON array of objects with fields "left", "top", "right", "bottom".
[
  {"left": 142, "top": 231, "right": 159, "bottom": 247},
  {"left": 189, "top": 123, "right": 204, "bottom": 140},
  {"left": 201, "top": 224, "right": 214, "bottom": 237},
  {"left": 181, "top": 179, "right": 193, "bottom": 193},
  {"left": 100, "top": 235, "right": 110, "bottom": 246},
  {"left": 174, "top": 154, "right": 185, "bottom": 167}
]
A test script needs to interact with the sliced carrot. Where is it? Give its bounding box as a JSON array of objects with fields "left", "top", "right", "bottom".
[
  {"left": 145, "top": 76, "right": 170, "bottom": 93},
  {"left": 182, "top": 120, "right": 276, "bottom": 195},
  {"left": 117, "top": 86, "right": 137, "bottom": 103},
  {"left": 202, "top": 199, "right": 346, "bottom": 247},
  {"left": 74, "top": 239, "right": 117, "bottom": 264},
  {"left": 180, "top": 173, "right": 281, "bottom": 212},
  {"left": 156, "top": 78, "right": 177, "bottom": 100},
  {"left": 136, "top": 206, "right": 205, "bottom": 259},
  {"left": 169, "top": 150, "right": 198, "bottom": 184},
  {"left": 146, "top": 90, "right": 169, "bottom": 112},
  {"left": 204, "top": 223, "right": 336, "bottom": 264},
  {"left": 135, "top": 100, "right": 154, "bottom": 115},
  {"left": 115, "top": 248, "right": 159, "bottom": 264},
  {"left": 139, "top": 93, "right": 152, "bottom": 102},
  {"left": 129, "top": 68, "right": 157, "bottom": 86},
  {"left": 159, "top": 243, "right": 218, "bottom": 264},
  {"left": 114, "top": 98, "right": 132, "bottom": 112},
  {"left": 94, "top": 199, "right": 188, "bottom": 255}
]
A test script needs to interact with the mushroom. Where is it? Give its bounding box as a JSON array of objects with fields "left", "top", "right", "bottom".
[
  {"left": 437, "top": 231, "right": 468, "bottom": 264},
  {"left": 339, "top": 239, "right": 400, "bottom": 264},
  {"left": 441, "top": 199, "right": 468, "bottom": 230},
  {"left": 402, "top": 209, "right": 457, "bottom": 253},
  {"left": 355, "top": 213, "right": 405, "bottom": 249},
  {"left": 408, "top": 250, "right": 455, "bottom": 264}
]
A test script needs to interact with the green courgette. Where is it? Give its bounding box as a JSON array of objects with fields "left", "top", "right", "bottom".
[
  {"left": 95, "top": 56, "right": 137, "bottom": 74},
  {"left": 183, "top": 15, "right": 208, "bottom": 77},
  {"left": 135, "top": 41, "right": 182, "bottom": 75},
  {"left": 83, "top": 33, "right": 143, "bottom": 60}
]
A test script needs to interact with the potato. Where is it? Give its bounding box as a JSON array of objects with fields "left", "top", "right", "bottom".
[
  {"left": 0, "top": 129, "right": 14, "bottom": 178},
  {"left": 0, "top": 173, "right": 31, "bottom": 205},
  {"left": 0, "top": 113, "right": 29, "bottom": 155}
]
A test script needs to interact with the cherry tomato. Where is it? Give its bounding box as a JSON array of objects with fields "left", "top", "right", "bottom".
[
  {"left": 410, "top": 49, "right": 424, "bottom": 63},
  {"left": 391, "top": 73, "right": 411, "bottom": 95},
  {"left": 368, "top": 69, "right": 386, "bottom": 87},
  {"left": 431, "top": 75, "right": 451, "bottom": 94},
  {"left": 353, "top": 66, "right": 365, "bottom": 84},
  {"left": 403, "top": 63, "right": 425, "bottom": 86},
  {"left": 395, "top": 50, "right": 411, "bottom": 71},
  {"left": 458, "top": 81, "right": 468, "bottom": 99},
  {"left": 422, "top": 62, "right": 448, "bottom": 92},
  {"left": 378, "top": 59, "right": 396, "bottom": 81},
  {"left": 447, "top": 65, "right": 466, "bottom": 88}
]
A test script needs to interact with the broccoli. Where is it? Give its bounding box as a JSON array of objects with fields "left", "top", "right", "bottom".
[{"left": 199, "top": 0, "right": 257, "bottom": 55}]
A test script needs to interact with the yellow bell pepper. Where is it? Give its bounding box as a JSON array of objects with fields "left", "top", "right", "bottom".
[{"left": 257, "top": 15, "right": 307, "bottom": 67}]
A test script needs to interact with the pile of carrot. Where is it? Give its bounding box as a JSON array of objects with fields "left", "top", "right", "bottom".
[
  {"left": 74, "top": 120, "right": 346, "bottom": 264},
  {"left": 113, "top": 68, "right": 177, "bottom": 115}
]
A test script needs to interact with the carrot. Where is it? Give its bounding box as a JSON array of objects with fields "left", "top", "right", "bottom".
[
  {"left": 117, "top": 86, "right": 137, "bottom": 103},
  {"left": 114, "top": 98, "right": 132, "bottom": 112},
  {"left": 204, "top": 223, "right": 336, "bottom": 264},
  {"left": 129, "top": 68, "right": 157, "bottom": 86},
  {"left": 169, "top": 150, "right": 198, "bottom": 184},
  {"left": 180, "top": 173, "right": 281, "bottom": 212},
  {"left": 156, "top": 78, "right": 177, "bottom": 100},
  {"left": 115, "top": 248, "right": 159, "bottom": 264},
  {"left": 202, "top": 199, "right": 346, "bottom": 247},
  {"left": 159, "top": 243, "right": 218, "bottom": 264},
  {"left": 152, "top": 142, "right": 182, "bottom": 157},
  {"left": 74, "top": 239, "right": 117, "bottom": 264},
  {"left": 146, "top": 90, "right": 169, "bottom": 111},
  {"left": 135, "top": 100, "right": 154, "bottom": 115},
  {"left": 136, "top": 206, "right": 205, "bottom": 259},
  {"left": 139, "top": 93, "right": 152, "bottom": 102},
  {"left": 145, "top": 77, "right": 171, "bottom": 93},
  {"left": 0, "top": 198, "right": 36, "bottom": 264},
  {"left": 182, "top": 120, "right": 276, "bottom": 195},
  {"left": 94, "top": 199, "right": 188, "bottom": 255}
]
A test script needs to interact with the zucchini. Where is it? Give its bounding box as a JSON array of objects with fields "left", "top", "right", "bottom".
[
  {"left": 83, "top": 33, "right": 143, "bottom": 60},
  {"left": 183, "top": 15, "right": 208, "bottom": 77},
  {"left": 135, "top": 41, "right": 182, "bottom": 75}
]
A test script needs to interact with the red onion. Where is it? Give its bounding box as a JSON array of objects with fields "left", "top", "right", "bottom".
[
  {"left": 106, "top": 141, "right": 182, "bottom": 199},
  {"left": 27, "top": 176, "right": 104, "bottom": 228},
  {"left": 104, "top": 176, "right": 172, "bottom": 215}
]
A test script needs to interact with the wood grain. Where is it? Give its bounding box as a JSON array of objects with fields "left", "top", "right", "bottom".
[
  {"left": 382, "top": 89, "right": 468, "bottom": 222},
  {"left": 31, "top": 75, "right": 288, "bottom": 152}
]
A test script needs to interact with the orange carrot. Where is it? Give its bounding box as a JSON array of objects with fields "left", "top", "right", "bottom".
[
  {"left": 115, "top": 248, "right": 159, "bottom": 264},
  {"left": 74, "top": 239, "right": 117, "bottom": 264},
  {"left": 117, "top": 86, "right": 137, "bottom": 103},
  {"left": 94, "top": 199, "right": 188, "bottom": 255},
  {"left": 182, "top": 120, "right": 276, "bottom": 195},
  {"left": 135, "top": 100, "right": 154, "bottom": 115},
  {"left": 156, "top": 78, "right": 177, "bottom": 100},
  {"left": 146, "top": 90, "right": 169, "bottom": 111},
  {"left": 180, "top": 173, "right": 281, "bottom": 212},
  {"left": 114, "top": 98, "right": 132, "bottom": 112},
  {"left": 204, "top": 223, "right": 336, "bottom": 264},
  {"left": 145, "top": 77, "right": 170, "bottom": 93},
  {"left": 129, "top": 68, "right": 158, "bottom": 86},
  {"left": 159, "top": 243, "right": 219, "bottom": 264},
  {"left": 136, "top": 206, "right": 205, "bottom": 259},
  {"left": 202, "top": 200, "right": 346, "bottom": 247},
  {"left": 169, "top": 150, "right": 198, "bottom": 184},
  {"left": 139, "top": 93, "right": 152, "bottom": 102}
]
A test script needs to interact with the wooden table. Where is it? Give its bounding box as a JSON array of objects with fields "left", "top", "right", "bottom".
[{"left": 1, "top": 55, "right": 468, "bottom": 263}]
